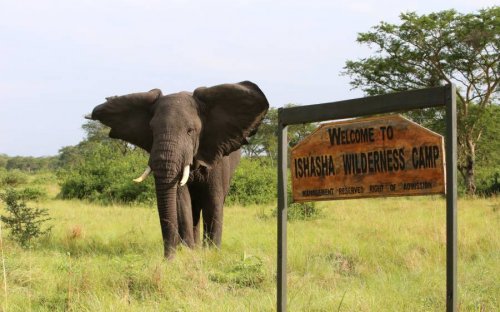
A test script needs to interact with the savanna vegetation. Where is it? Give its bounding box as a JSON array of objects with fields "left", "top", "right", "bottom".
[
  {"left": 0, "top": 111, "right": 498, "bottom": 311},
  {"left": 0, "top": 173, "right": 498, "bottom": 311},
  {"left": 0, "top": 6, "right": 498, "bottom": 311}
]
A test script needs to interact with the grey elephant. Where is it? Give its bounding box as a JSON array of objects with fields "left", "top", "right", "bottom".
[{"left": 85, "top": 81, "right": 269, "bottom": 258}]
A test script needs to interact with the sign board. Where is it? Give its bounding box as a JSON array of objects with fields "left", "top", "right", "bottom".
[
  {"left": 279, "top": 85, "right": 457, "bottom": 312},
  {"left": 291, "top": 115, "right": 445, "bottom": 202}
]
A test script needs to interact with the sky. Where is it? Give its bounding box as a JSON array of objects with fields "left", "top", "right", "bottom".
[{"left": 0, "top": 0, "right": 496, "bottom": 157}]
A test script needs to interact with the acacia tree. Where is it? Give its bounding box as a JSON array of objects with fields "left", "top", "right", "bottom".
[{"left": 343, "top": 8, "right": 499, "bottom": 194}]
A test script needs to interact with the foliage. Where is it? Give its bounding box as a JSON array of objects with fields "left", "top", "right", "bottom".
[
  {"left": 241, "top": 107, "right": 278, "bottom": 158},
  {"left": 270, "top": 191, "right": 323, "bottom": 221},
  {"left": 343, "top": 8, "right": 500, "bottom": 194},
  {"left": 473, "top": 105, "right": 500, "bottom": 195},
  {"left": 61, "top": 120, "right": 289, "bottom": 206},
  {"left": 57, "top": 121, "right": 156, "bottom": 204},
  {"left": 57, "top": 120, "right": 131, "bottom": 170},
  {"left": 0, "top": 168, "right": 29, "bottom": 186},
  {"left": 226, "top": 157, "right": 276, "bottom": 205},
  {"left": 0, "top": 154, "right": 7, "bottom": 168},
  {"left": 0, "top": 188, "right": 52, "bottom": 247},
  {"left": 475, "top": 169, "right": 500, "bottom": 196},
  {"left": 17, "top": 186, "right": 48, "bottom": 201},
  {"left": 286, "top": 201, "right": 322, "bottom": 221},
  {"left": 1, "top": 155, "right": 58, "bottom": 172},
  {"left": 58, "top": 142, "right": 155, "bottom": 204},
  {"left": 242, "top": 105, "right": 317, "bottom": 163},
  {"left": 31, "top": 170, "right": 58, "bottom": 186}
]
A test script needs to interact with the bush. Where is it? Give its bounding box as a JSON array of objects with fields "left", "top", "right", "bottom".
[
  {"left": 226, "top": 158, "right": 276, "bottom": 206},
  {"left": 271, "top": 201, "right": 322, "bottom": 221},
  {"left": 31, "top": 171, "right": 57, "bottom": 185},
  {"left": 226, "top": 157, "right": 325, "bottom": 220},
  {"left": 18, "top": 186, "right": 47, "bottom": 201},
  {"left": 58, "top": 143, "right": 155, "bottom": 204},
  {"left": 287, "top": 201, "right": 322, "bottom": 221},
  {"left": 1, "top": 169, "right": 29, "bottom": 186},
  {"left": 111, "top": 180, "right": 156, "bottom": 205},
  {"left": 60, "top": 149, "right": 279, "bottom": 206},
  {"left": 0, "top": 188, "right": 52, "bottom": 248},
  {"left": 475, "top": 169, "right": 499, "bottom": 196}
]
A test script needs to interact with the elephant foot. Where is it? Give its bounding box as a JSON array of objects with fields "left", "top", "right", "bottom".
[
  {"left": 163, "top": 246, "right": 176, "bottom": 260},
  {"left": 202, "top": 237, "right": 221, "bottom": 249}
]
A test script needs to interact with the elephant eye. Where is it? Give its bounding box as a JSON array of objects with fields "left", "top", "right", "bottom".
[{"left": 187, "top": 128, "right": 194, "bottom": 136}]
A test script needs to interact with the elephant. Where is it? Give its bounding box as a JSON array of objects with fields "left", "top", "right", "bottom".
[{"left": 85, "top": 81, "right": 269, "bottom": 258}]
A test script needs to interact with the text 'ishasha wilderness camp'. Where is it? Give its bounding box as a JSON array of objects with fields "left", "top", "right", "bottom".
[{"left": 291, "top": 115, "right": 445, "bottom": 202}]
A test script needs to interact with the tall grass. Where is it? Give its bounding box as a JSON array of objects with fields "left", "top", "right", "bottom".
[{"left": 0, "top": 197, "right": 498, "bottom": 311}]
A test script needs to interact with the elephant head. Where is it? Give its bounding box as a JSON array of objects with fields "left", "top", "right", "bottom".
[{"left": 86, "top": 81, "right": 269, "bottom": 258}]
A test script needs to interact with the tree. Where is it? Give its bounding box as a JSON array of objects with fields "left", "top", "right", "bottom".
[
  {"left": 343, "top": 8, "right": 499, "bottom": 194},
  {"left": 241, "top": 107, "right": 278, "bottom": 161},
  {"left": 4, "top": 155, "right": 58, "bottom": 172},
  {"left": 242, "top": 106, "right": 317, "bottom": 164}
]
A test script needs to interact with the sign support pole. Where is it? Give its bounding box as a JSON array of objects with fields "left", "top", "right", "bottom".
[
  {"left": 277, "top": 116, "right": 288, "bottom": 312},
  {"left": 445, "top": 84, "right": 457, "bottom": 312}
]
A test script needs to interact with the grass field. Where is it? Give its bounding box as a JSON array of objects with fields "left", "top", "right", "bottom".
[{"left": 0, "top": 196, "right": 498, "bottom": 311}]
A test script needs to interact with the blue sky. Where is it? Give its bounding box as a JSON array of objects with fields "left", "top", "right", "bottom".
[{"left": 0, "top": 0, "right": 496, "bottom": 157}]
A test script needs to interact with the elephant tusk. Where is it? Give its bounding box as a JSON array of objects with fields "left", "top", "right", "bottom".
[
  {"left": 84, "top": 113, "right": 93, "bottom": 120},
  {"left": 179, "top": 165, "right": 190, "bottom": 186},
  {"left": 133, "top": 166, "right": 151, "bottom": 183}
]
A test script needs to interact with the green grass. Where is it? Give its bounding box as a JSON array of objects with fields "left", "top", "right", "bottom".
[{"left": 0, "top": 196, "right": 498, "bottom": 311}]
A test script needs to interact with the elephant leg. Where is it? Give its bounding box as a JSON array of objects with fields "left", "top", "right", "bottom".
[
  {"left": 202, "top": 189, "right": 224, "bottom": 248},
  {"left": 188, "top": 183, "right": 202, "bottom": 246},
  {"left": 189, "top": 181, "right": 224, "bottom": 247},
  {"left": 176, "top": 186, "right": 194, "bottom": 248},
  {"left": 189, "top": 152, "right": 237, "bottom": 248},
  {"left": 193, "top": 210, "right": 201, "bottom": 246}
]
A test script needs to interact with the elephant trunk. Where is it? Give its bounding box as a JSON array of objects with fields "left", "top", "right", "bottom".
[
  {"left": 149, "top": 133, "right": 190, "bottom": 258},
  {"left": 154, "top": 178, "right": 178, "bottom": 259}
]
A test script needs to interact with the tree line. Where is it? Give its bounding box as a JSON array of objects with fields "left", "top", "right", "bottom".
[{"left": 0, "top": 154, "right": 58, "bottom": 172}]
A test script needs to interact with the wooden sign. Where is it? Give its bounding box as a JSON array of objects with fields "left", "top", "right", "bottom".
[{"left": 291, "top": 115, "right": 445, "bottom": 202}]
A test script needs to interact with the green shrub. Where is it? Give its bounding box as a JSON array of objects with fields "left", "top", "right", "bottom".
[
  {"left": 61, "top": 150, "right": 278, "bottom": 206},
  {"left": 18, "top": 186, "right": 47, "bottom": 201},
  {"left": 475, "top": 169, "right": 499, "bottom": 196},
  {"left": 1, "top": 169, "right": 29, "bottom": 186},
  {"left": 271, "top": 201, "right": 322, "bottom": 221},
  {"left": 58, "top": 143, "right": 155, "bottom": 204},
  {"left": 31, "top": 171, "right": 57, "bottom": 185},
  {"left": 226, "top": 157, "right": 325, "bottom": 219},
  {"left": 226, "top": 158, "right": 276, "bottom": 206},
  {"left": 0, "top": 188, "right": 52, "bottom": 248},
  {"left": 111, "top": 180, "right": 156, "bottom": 205},
  {"left": 287, "top": 201, "right": 322, "bottom": 221}
]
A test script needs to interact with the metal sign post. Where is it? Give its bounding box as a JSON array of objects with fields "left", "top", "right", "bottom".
[
  {"left": 277, "top": 85, "right": 457, "bottom": 311},
  {"left": 445, "top": 85, "right": 457, "bottom": 311}
]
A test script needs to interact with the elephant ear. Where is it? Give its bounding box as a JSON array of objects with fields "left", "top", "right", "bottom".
[
  {"left": 91, "top": 89, "right": 162, "bottom": 152},
  {"left": 194, "top": 81, "right": 269, "bottom": 167}
]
